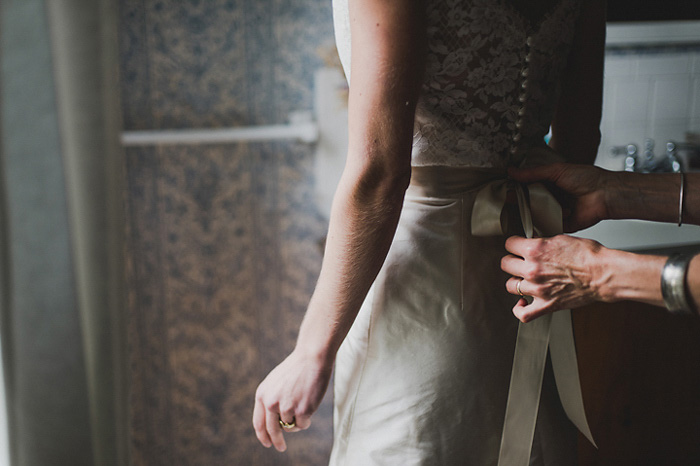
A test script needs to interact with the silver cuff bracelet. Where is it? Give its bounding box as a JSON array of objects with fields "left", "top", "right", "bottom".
[{"left": 661, "top": 253, "right": 696, "bottom": 316}]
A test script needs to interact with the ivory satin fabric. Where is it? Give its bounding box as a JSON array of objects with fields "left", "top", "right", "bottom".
[
  {"left": 330, "top": 0, "right": 593, "bottom": 463},
  {"left": 329, "top": 164, "right": 580, "bottom": 466}
]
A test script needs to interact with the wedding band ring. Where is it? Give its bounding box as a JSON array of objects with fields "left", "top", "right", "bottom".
[
  {"left": 279, "top": 416, "right": 296, "bottom": 429},
  {"left": 516, "top": 279, "right": 525, "bottom": 296}
]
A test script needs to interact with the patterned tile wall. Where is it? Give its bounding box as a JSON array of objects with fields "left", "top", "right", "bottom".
[{"left": 119, "top": 1, "right": 336, "bottom": 465}]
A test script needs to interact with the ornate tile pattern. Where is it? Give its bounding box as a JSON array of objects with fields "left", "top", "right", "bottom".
[{"left": 119, "top": 1, "right": 335, "bottom": 464}]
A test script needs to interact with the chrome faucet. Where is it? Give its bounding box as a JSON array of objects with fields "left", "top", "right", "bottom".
[
  {"left": 610, "top": 143, "right": 638, "bottom": 172},
  {"left": 611, "top": 139, "right": 684, "bottom": 173},
  {"left": 665, "top": 142, "right": 683, "bottom": 173},
  {"left": 667, "top": 141, "right": 700, "bottom": 172}
]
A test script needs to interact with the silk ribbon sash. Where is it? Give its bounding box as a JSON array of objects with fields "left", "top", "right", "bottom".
[{"left": 470, "top": 153, "right": 596, "bottom": 466}]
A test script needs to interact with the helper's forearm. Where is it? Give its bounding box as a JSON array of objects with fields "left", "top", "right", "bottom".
[
  {"left": 294, "top": 163, "right": 409, "bottom": 363},
  {"left": 597, "top": 247, "right": 666, "bottom": 307},
  {"left": 599, "top": 247, "right": 700, "bottom": 315},
  {"left": 607, "top": 172, "right": 700, "bottom": 226}
]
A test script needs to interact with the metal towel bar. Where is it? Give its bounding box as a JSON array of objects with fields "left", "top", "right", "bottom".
[{"left": 120, "top": 111, "right": 318, "bottom": 146}]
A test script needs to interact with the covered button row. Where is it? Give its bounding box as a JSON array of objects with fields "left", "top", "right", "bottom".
[{"left": 511, "top": 36, "right": 533, "bottom": 153}]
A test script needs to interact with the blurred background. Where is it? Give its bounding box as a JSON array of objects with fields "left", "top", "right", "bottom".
[
  {"left": 119, "top": 1, "right": 336, "bottom": 465},
  {"left": 0, "top": 1, "right": 699, "bottom": 466}
]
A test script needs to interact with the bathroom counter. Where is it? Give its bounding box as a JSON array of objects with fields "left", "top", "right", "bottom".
[{"left": 573, "top": 219, "right": 700, "bottom": 252}]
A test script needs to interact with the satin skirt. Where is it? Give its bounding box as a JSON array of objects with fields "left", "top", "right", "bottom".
[{"left": 329, "top": 166, "right": 578, "bottom": 466}]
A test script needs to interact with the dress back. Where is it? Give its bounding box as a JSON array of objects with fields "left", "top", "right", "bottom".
[{"left": 332, "top": 0, "right": 581, "bottom": 168}]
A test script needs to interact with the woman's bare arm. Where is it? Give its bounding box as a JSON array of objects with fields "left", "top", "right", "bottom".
[
  {"left": 295, "top": 0, "right": 426, "bottom": 363},
  {"left": 253, "top": 0, "right": 426, "bottom": 452}
]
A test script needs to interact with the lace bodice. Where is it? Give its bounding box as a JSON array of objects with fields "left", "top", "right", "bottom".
[{"left": 332, "top": 0, "right": 580, "bottom": 168}]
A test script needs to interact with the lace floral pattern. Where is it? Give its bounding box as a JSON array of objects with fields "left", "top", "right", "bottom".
[
  {"left": 333, "top": 0, "right": 580, "bottom": 168},
  {"left": 413, "top": 0, "right": 579, "bottom": 167}
]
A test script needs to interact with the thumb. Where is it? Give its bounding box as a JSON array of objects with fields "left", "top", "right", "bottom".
[{"left": 513, "top": 298, "right": 549, "bottom": 323}]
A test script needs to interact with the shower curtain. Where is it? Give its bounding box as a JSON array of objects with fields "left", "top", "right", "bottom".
[{"left": 0, "top": 1, "right": 127, "bottom": 465}]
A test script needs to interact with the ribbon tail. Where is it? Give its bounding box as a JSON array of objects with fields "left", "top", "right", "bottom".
[
  {"left": 550, "top": 310, "right": 597, "bottom": 447},
  {"left": 514, "top": 184, "right": 533, "bottom": 239},
  {"left": 528, "top": 183, "right": 563, "bottom": 237},
  {"left": 497, "top": 315, "right": 552, "bottom": 466}
]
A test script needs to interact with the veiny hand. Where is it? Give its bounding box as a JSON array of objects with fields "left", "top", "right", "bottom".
[
  {"left": 501, "top": 235, "right": 608, "bottom": 322},
  {"left": 253, "top": 349, "right": 333, "bottom": 452},
  {"left": 508, "top": 163, "right": 611, "bottom": 233}
]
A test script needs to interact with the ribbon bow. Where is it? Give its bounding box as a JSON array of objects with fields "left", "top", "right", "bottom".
[
  {"left": 471, "top": 178, "right": 562, "bottom": 239},
  {"left": 467, "top": 149, "right": 596, "bottom": 465}
]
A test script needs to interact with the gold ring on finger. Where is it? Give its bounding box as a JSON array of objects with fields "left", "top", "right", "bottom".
[
  {"left": 516, "top": 279, "right": 525, "bottom": 297},
  {"left": 279, "top": 416, "right": 296, "bottom": 429}
]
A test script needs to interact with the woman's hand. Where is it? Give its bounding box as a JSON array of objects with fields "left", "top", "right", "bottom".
[
  {"left": 508, "top": 163, "right": 612, "bottom": 233},
  {"left": 501, "top": 235, "right": 609, "bottom": 322},
  {"left": 252, "top": 350, "right": 333, "bottom": 452}
]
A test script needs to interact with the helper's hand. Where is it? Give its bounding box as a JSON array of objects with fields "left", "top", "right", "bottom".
[
  {"left": 253, "top": 349, "right": 333, "bottom": 452},
  {"left": 509, "top": 163, "right": 611, "bottom": 233},
  {"left": 501, "top": 235, "right": 608, "bottom": 322}
]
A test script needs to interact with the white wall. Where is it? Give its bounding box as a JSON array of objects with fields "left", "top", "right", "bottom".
[{"left": 595, "top": 23, "right": 700, "bottom": 171}]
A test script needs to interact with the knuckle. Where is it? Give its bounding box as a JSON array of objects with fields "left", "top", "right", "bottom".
[
  {"left": 267, "top": 399, "right": 280, "bottom": 411},
  {"left": 278, "top": 402, "right": 292, "bottom": 415},
  {"left": 523, "top": 264, "right": 539, "bottom": 281},
  {"left": 526, "top": 238, "right": 545, "bottom": 256},
  {"left": 257, "top": 394, "right": 276, "bottom": 411},
  {"left": 534, "top": 237, "right": 547, "bottom": 252},
  {"left": 298, "top": 404, "right": 314, "bottom": 418},
  {"left": 555, "top": 235, "right": 571, "bottom": 249}
]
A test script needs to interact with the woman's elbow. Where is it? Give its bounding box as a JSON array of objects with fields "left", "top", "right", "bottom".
[{"left": 352, "top": 157, "right": 412, "bottom": 205}]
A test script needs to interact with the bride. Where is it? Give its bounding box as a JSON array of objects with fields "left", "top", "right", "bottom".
[{"left": 253, "top": 0, "right": 606, "bottom": 464}]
